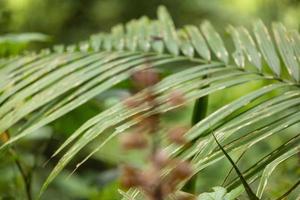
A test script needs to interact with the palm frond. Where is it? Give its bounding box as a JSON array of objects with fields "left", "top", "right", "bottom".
[
  {"left": 0, "top": 5, "right": 298, "bottom": 199},
  {"left": 212, "top": 133, "right": 259, "bottom": 200}
]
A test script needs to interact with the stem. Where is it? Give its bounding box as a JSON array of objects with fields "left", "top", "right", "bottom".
[
  {"left": 222, "top": 149, "right": 248, "bottom": 186},
  {"left": 183, "top": 77, "right": 209, "bottom": 194},
  {"left": 191, "top": 93, "right": 208, "bottom": 126},
  {"left": 4, "top": 131, "right": 32, "bottom": 200},
  {"left": 9, "top": 148, "right": 32, "bottom": 200},
  {"left": 212, "top": 133, "right": 259, "bottom": 200}
]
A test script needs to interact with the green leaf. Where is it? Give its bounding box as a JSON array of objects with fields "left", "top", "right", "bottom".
[
  {"left": 253, "top": 20, "right": 281, "bottom": 76},
  {"left": 256, "top": 144, "right": 299, "bottom": 198},
  {"left": 185, "top": 83, "right": 287, "bottom": 141},
  {"left": 273, "top": 23, "right": 300, "bottom": 82},
  {"left": 178, "top": 29, "right": 195, "bottom": 58},
  {"left": 275, "top": 179, "right": 300, "bottom": 200},
  {"left": 125, "top": 20, "right": 139, "bottom": 51},
  {"left": 237, "top": 27, "right": 262, "bottom": 71},
  {"left": 111, "top": 24, "right": 125, "bottom": 51},
  {"left": 227, "top": 25, "right": 245, "bottom": 68},
  {"left": 212, "top": 133, "right": 259, "bottom": 200},
  {"left": 150, "top": 21, "right": 164, "bottom": 53},
  {"left": 136, "top": 17, "right": 152, "bottom": 52},
  {"left": 185, "top": 25, "right": 211, "bottom": 61},
  {"left": 0, "top": 55, "right": 179, "bottom": 150},
  {"left": 227, "top": 134, "right": 300, "bottom": 190},
  {"left": 0, "top": 32, "right": 50, "bottom": 44},
  {"left": 201, "top": 21, "right": 229, "bottom": 64},
  {"left": 197, "top": 186, "right": 239, "bottom": 200},
  {"left": 157, "top": 6, "right": 179, "bottom": 55},
  {"left": 0, "top": 8, "right": 299, "bottom": 200},
  {"left": 40, "top": 66, "right": 255, "bottom": 196},
  {"left": 290, "top": 30, "right": 300, "bottom": 62},
  {"left": 89, "top": 34, "right": 102, "bottom": 51}
]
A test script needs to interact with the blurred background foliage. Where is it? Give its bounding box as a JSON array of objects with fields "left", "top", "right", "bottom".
[
  {"left": 0, "top": 0, "right": 299, "bottom": 199},
  {"left": 0, "top": 0, "right": 299, "bottom": 44}
]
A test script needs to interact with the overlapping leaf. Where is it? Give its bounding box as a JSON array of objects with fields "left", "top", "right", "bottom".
[{"left": 0, "top": 5, "right": 299, "bottom": 200}]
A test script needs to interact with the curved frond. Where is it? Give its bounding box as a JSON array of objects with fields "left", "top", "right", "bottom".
[{"left": 0, "top": 5, "right": 299, "bottom": 199}]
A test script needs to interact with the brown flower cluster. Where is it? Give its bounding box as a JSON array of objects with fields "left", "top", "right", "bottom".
[{"left": 119, "top": 66, "right": 195, "bottom": 200}]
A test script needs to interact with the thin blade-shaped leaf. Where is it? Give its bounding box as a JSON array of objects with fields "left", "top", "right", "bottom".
[
  {"left": 201, "top": 21, "right": 229, "bottom": 64},
  {"left": 40, "top": 69, "right": 256, "bottom": 196},
  {"left": 256, "top": 145, "right": 299, "bottom": 198},
  {"left": 253, "top": 20, "right": 281, "bottom": 76},
  {"left": 185, "top": 25, "right": 211, "bottom": 61},
  {"left": 212, "top": 133, "right": 259, "bottom": 199},
  {"left": 273, "top": 23, "right": 300, "bottom": 82},
  {"left": 227, "top": 25, "right": 245, "bottom": 68},
  {"left": 178, "top": 29, "right": 194, "bottom": 58},
  {"left": 237, "top": 27, "right": 262, "bottom": 71},
  {"left": 157, "top": 6, "right": 179, "bottom": 55},
  {"left": 290, "top": 30, "right": 300, "bottom": 62}
]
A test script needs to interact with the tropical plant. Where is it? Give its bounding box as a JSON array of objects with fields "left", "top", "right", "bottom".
[
  {"left": 0, "top": 32, "right": 49, "bottom": 57},
  {"left": 0, "top": 5, "right": 299, "bottom": 199}
]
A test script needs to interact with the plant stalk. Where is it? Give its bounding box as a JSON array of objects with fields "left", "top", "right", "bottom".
[
  {"left": 183, "top": 77, "right": 209, "bottom": 194},
  {"left": 4, "top": 132, "right": 32, "bottom": 200}
]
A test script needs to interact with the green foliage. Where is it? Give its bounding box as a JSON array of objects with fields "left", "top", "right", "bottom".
[
  {"left": 212, "top": 133, "right": 259, "bottom": 199},
  {"left": 197, "top": 186, "right": 240, "bottom": 200},
  {"left": 0, "top": 33, "right": 49, "bottom": 56},
  {"left": 0, "top": 5, "right": 299, "bottom": 200}
]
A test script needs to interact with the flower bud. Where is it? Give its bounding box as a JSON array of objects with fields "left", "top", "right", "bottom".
[
  {"left": 143, "top": 89, "right": 157, "bottom": 107},
  {"left": 168, "top": 90, "right": 185, "bottom": 106},
  {"left": 151, "top": 149, "right": 170, "bottom": 168},
  {"left": 167, "top": 127, "right": 188, "bottom": 145},
  {"left": 139, "top": 166, "right": 161, "bottom": 194},
  {"left": 123, "top": 97, "right": 142, "bottom": 108},
  {"left": 132, "top": 68, "right": 160, "bottom": 89},
  {"left": 138, "top": 115, "right": 160, "bottom": 134},
  {"left": 120, "top": 165, "right": 141, "bottom": 189},
  {"left": 172, "top": 161, "right": 193, "bottom": 181},
  {"left": 160, "top": 182, "right": 173, "bottom": 197},
  {"left": 120, "top": 132, "right": 148, "bottom": 150}
]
